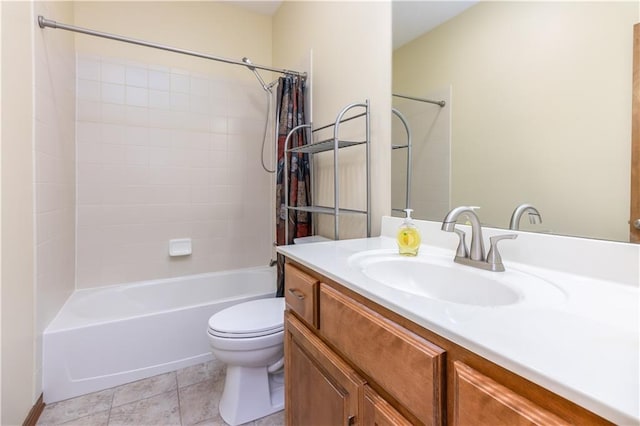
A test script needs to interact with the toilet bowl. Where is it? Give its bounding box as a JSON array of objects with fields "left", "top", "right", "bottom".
[{"left": 207, "top": 297, "right": 285, "bottom": 426}]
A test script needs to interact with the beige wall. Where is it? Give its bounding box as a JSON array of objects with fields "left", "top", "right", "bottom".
[
  {"left": 392, "top": 87, "right": 451, "bottom": 220},
  {"left": 1, "top": 2, "right": 36, "bottom": 424},
  {"left": 273, "top": 1, "right": 392, "bottom": 238},
  {"left": 394, "top": 1, "right": 637, "bottom": 241},
  {"left": 74, "top": 1, "right": 273, "bottom": 80},
  {"left": 0, "top": 2, "right": 3, "bottom": 421},
  {"left": 34, "top": 0, "right": 76, "bottom": 400}
]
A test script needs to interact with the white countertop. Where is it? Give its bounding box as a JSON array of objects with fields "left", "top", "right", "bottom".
[{"left": 277, "top": 231, "right": 639, "bottom": 425}]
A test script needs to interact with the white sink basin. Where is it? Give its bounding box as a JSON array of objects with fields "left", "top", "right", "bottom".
[{"left": 348, "top": 250, "right": 566, "bottom": 307}]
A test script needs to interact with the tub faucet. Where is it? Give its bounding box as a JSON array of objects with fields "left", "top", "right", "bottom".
[
  {"left": 509, "top": 204, "right": 542, "bottom": 230},
  {"left": 441, "top": 206, "right": 517, "bottom": 272}
]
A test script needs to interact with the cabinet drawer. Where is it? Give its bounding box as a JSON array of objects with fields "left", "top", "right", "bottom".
[
  {"left": 319, "top": 284, "right": 445, "bottom": 425},
  {"left": 284, "top": 263, "right": 318, "bottom": 328},
  {"left": 452, "top": 361, "right": 569, "bottom": 426}
]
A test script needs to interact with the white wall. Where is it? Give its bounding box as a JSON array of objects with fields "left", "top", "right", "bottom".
[
  {"left": 73, "top": 2, "right": 275, "bottom": 288},
  {"left": 273, "top": 1, "right": 392, "bottom": 239},
  {"left": 1, "top": 2, "right": 36, "bottom": 424},
  {"left": 394, "top": 1, "right": 637, "bottom": 241}
]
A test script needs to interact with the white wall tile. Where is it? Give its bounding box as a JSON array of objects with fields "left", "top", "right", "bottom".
[
  {"left": 148, "top": 69, "right": 171, "bottom": 91},
  {"left": 170, "top": 92, "right": 189, "bottom": 111},
  {"left": 77, "top": 100, "right": 101, "bottom": 122},
  {"left": 126, "top": 86, "right": 149, "bottom": 107},
  {"left": 125, "top": 106, "right": 149, "bottom": 126},
  {"left": 149, "top": 90, "right": 170, "bottom": 109},
  {"left": 170, "top": 73, "right": 190, "bottom": 93},
  {"left": 125, "top": 145, "right": 149, "bottom": 166},
  {"left": 77, "top": 140, "right": 102, "bottom": 164},
  {"left": 102, "top": 62, "right": 125, "bottom": 84},
  {"left": 102, "top": 103, "right": 126, "bottom": 123},
  {"left": 124, "top": 126, "right": 149, "bottom": 146},
  {"left": 76, "top": 122, "right": 102, "bottom": 143},
  {"left": 126, "top": 66, "right": 148, "bottom": 88},
  {"left": 102, "top": 82, "right": 125, "bottom": 104},
  {"left": 77, "top": 79, "right": 101, "bottom": 101},
  {"left": 77, "top": 56, "right": 101, "bottom": 81},
  {"left": 76, "top": 55, "right": 272, "bottom": 288}
]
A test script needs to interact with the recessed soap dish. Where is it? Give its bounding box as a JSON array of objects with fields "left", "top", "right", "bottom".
[{"left": 169, "top": 238, "right": 192, "bottom": 256}]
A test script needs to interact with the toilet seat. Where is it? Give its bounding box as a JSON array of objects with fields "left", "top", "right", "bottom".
[{"left": 208, "top": 297, "right": 285, "bottom": 339}]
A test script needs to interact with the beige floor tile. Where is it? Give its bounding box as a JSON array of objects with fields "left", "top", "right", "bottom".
[
  {"left": 178, "top": 378, "right": 223, "bottom": 426},
  {"left": 112, "top": 371, "right": 177, "bottom": 407},
  {"left": 254, "top": 410, "right": 284, "bottom": 426},
  {"left": 177, "top": 359, "right": 225, "bottom": 389},
  {"left": 191, "top": 415, "right": 228, "bottom": 426},
  {"left": 37, "top": 389, "right": 114, "bottom": 425},
  {"left": 108, "top": 389, "right": 180, "bottom": 426},
  {"left": 59, "top": 410, "right": 110, "bottom": 426}
]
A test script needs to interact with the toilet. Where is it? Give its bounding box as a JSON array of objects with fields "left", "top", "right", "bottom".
[{"left": 207, "top": 297, "right": 285, "bottom": 426}]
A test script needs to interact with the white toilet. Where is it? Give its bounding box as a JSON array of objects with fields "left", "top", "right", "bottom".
[{"left": 207, "top": 297, "right": 285, "bottom": 426}]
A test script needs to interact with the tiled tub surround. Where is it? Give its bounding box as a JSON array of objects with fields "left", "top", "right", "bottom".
[
  {"left": 37, "top": 360, "right": 284, "bottom": 426},
  {"left": 277, "top": 217, "right": 640, "bottom": 424},
  {"left": 76, "top": 55, "right": 273, "bottom": 288}
]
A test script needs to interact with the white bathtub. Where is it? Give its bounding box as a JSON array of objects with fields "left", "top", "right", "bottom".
[{"left": 43, "top": 266, "right": 276, "bottom": 403}]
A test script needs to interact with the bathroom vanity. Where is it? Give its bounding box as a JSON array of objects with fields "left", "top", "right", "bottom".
[{"left": 277, "top": 217, "right": 639, "bottom": 425}]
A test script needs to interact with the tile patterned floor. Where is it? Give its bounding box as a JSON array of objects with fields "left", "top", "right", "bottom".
[{"left": 37, "top": 359, "right": 284, "bottom": 426}]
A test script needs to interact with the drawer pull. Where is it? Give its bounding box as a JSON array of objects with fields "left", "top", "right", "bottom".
[
  {"left": 347, "top": 415, "right": 356, "bottom": 425},
  {"left": 288, "top": 288, "right": 305, "bottom": 300}
]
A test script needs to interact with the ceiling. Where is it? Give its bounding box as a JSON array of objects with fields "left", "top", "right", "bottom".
[{"left": 227, "top": 0, "right": 478, "bottom": 50}]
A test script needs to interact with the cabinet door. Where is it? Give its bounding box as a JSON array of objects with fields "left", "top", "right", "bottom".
[
  {"left": 363, "top": 385, "right": 413, "bottom": 426},
  {"left": 319, "top": 284, "right": 445, "bottom": 425},
  {"left": 285, "top": 311, "right": 365, "bottom": 425},
  {"left": 452, "top": 361, "right": 569, "bottom": 426}
]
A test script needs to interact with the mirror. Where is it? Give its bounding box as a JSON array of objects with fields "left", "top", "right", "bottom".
[{"left": 392, "top": 1, "right": 639, "bottom": 242}]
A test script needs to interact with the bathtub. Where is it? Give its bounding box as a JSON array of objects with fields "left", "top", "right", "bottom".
[{"left": 43, "top": 266, "right": 276, "bottom": 403}]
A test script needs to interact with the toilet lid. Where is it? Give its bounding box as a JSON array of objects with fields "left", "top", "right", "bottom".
[{"left": 208, "top": 297, "right": 285, "bottom": 338}]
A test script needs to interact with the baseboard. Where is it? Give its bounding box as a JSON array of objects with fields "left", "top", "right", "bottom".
[{"left": 22, "top": 394, "right": 45, "bottom": 426}]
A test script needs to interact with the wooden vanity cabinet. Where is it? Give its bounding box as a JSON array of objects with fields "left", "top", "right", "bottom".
[
  {"left": 319, "top": 284, "right": 445, "bottom": 424},
  {"left": 285, "top": 312, "right": 364, "bottom": 425},
  {"left": 284, "top": 262, "right": 318, "bottom": 328},
  {"left": 283, "top": 261, "right": 612, "bottom": 426},
  {"left": 364, "top": 385, "right": 414, "bottom": 426},
  {"left": 452, "top": 361, "right": 569, "bottom": 426}
]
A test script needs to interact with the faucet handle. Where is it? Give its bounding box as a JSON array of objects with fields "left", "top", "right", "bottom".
[
  {"left": 486, "top": 234, "right": 517, "bottom": 272},
  {"left": 453, "top": 228, "right": 469, "bottom": 258}
]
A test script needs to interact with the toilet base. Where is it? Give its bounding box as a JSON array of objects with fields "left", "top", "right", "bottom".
[{"left": 219, "top": 365, "right": 284, "bottom": 426}]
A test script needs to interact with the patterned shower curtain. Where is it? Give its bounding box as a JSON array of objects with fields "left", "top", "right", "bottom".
[{"left": 275, "top": 75, "right": 311, "bottom": 297}]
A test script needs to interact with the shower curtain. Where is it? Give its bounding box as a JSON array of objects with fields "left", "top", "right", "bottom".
[{"left": 275, "top": 75, "right": 311, "bottom": 297}]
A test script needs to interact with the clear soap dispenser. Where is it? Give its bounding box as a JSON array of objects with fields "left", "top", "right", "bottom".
[{"left": 397, "top": 209, "right": 421, "bottom": 256}]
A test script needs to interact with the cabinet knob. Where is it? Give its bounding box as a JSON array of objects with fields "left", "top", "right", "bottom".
[
  {"left": 347, "top": 415, "right": 356, "bottom": 425},
  {"left": 634, "top": 219, "right": 640, "bottom": 230}
]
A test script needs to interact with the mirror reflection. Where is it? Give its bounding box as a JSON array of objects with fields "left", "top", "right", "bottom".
[{"left": 392, "top": 1, "right": 638, "bottom": 242}]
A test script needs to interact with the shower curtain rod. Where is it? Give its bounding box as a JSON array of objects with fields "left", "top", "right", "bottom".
[
  {"left": 393, "top": 93, "right": 445, "bottom": 107},
  {"left": 37, "top": 16, "right": 306, "bottom": 78}
]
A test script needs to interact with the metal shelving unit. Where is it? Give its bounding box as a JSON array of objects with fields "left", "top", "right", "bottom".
[{"left": 284, "top": 100, "right": 371, "bottom": 241}]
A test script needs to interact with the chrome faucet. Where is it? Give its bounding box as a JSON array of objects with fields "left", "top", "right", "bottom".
[
  {"left": 509, "top": 204, "right": 542, "bottom": 230},
  {"left": 441, "top": 206, "right": 517, "bottom": 272},
  {"left": 442, "top": 206, "right": 485, "bottom": 261}
]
